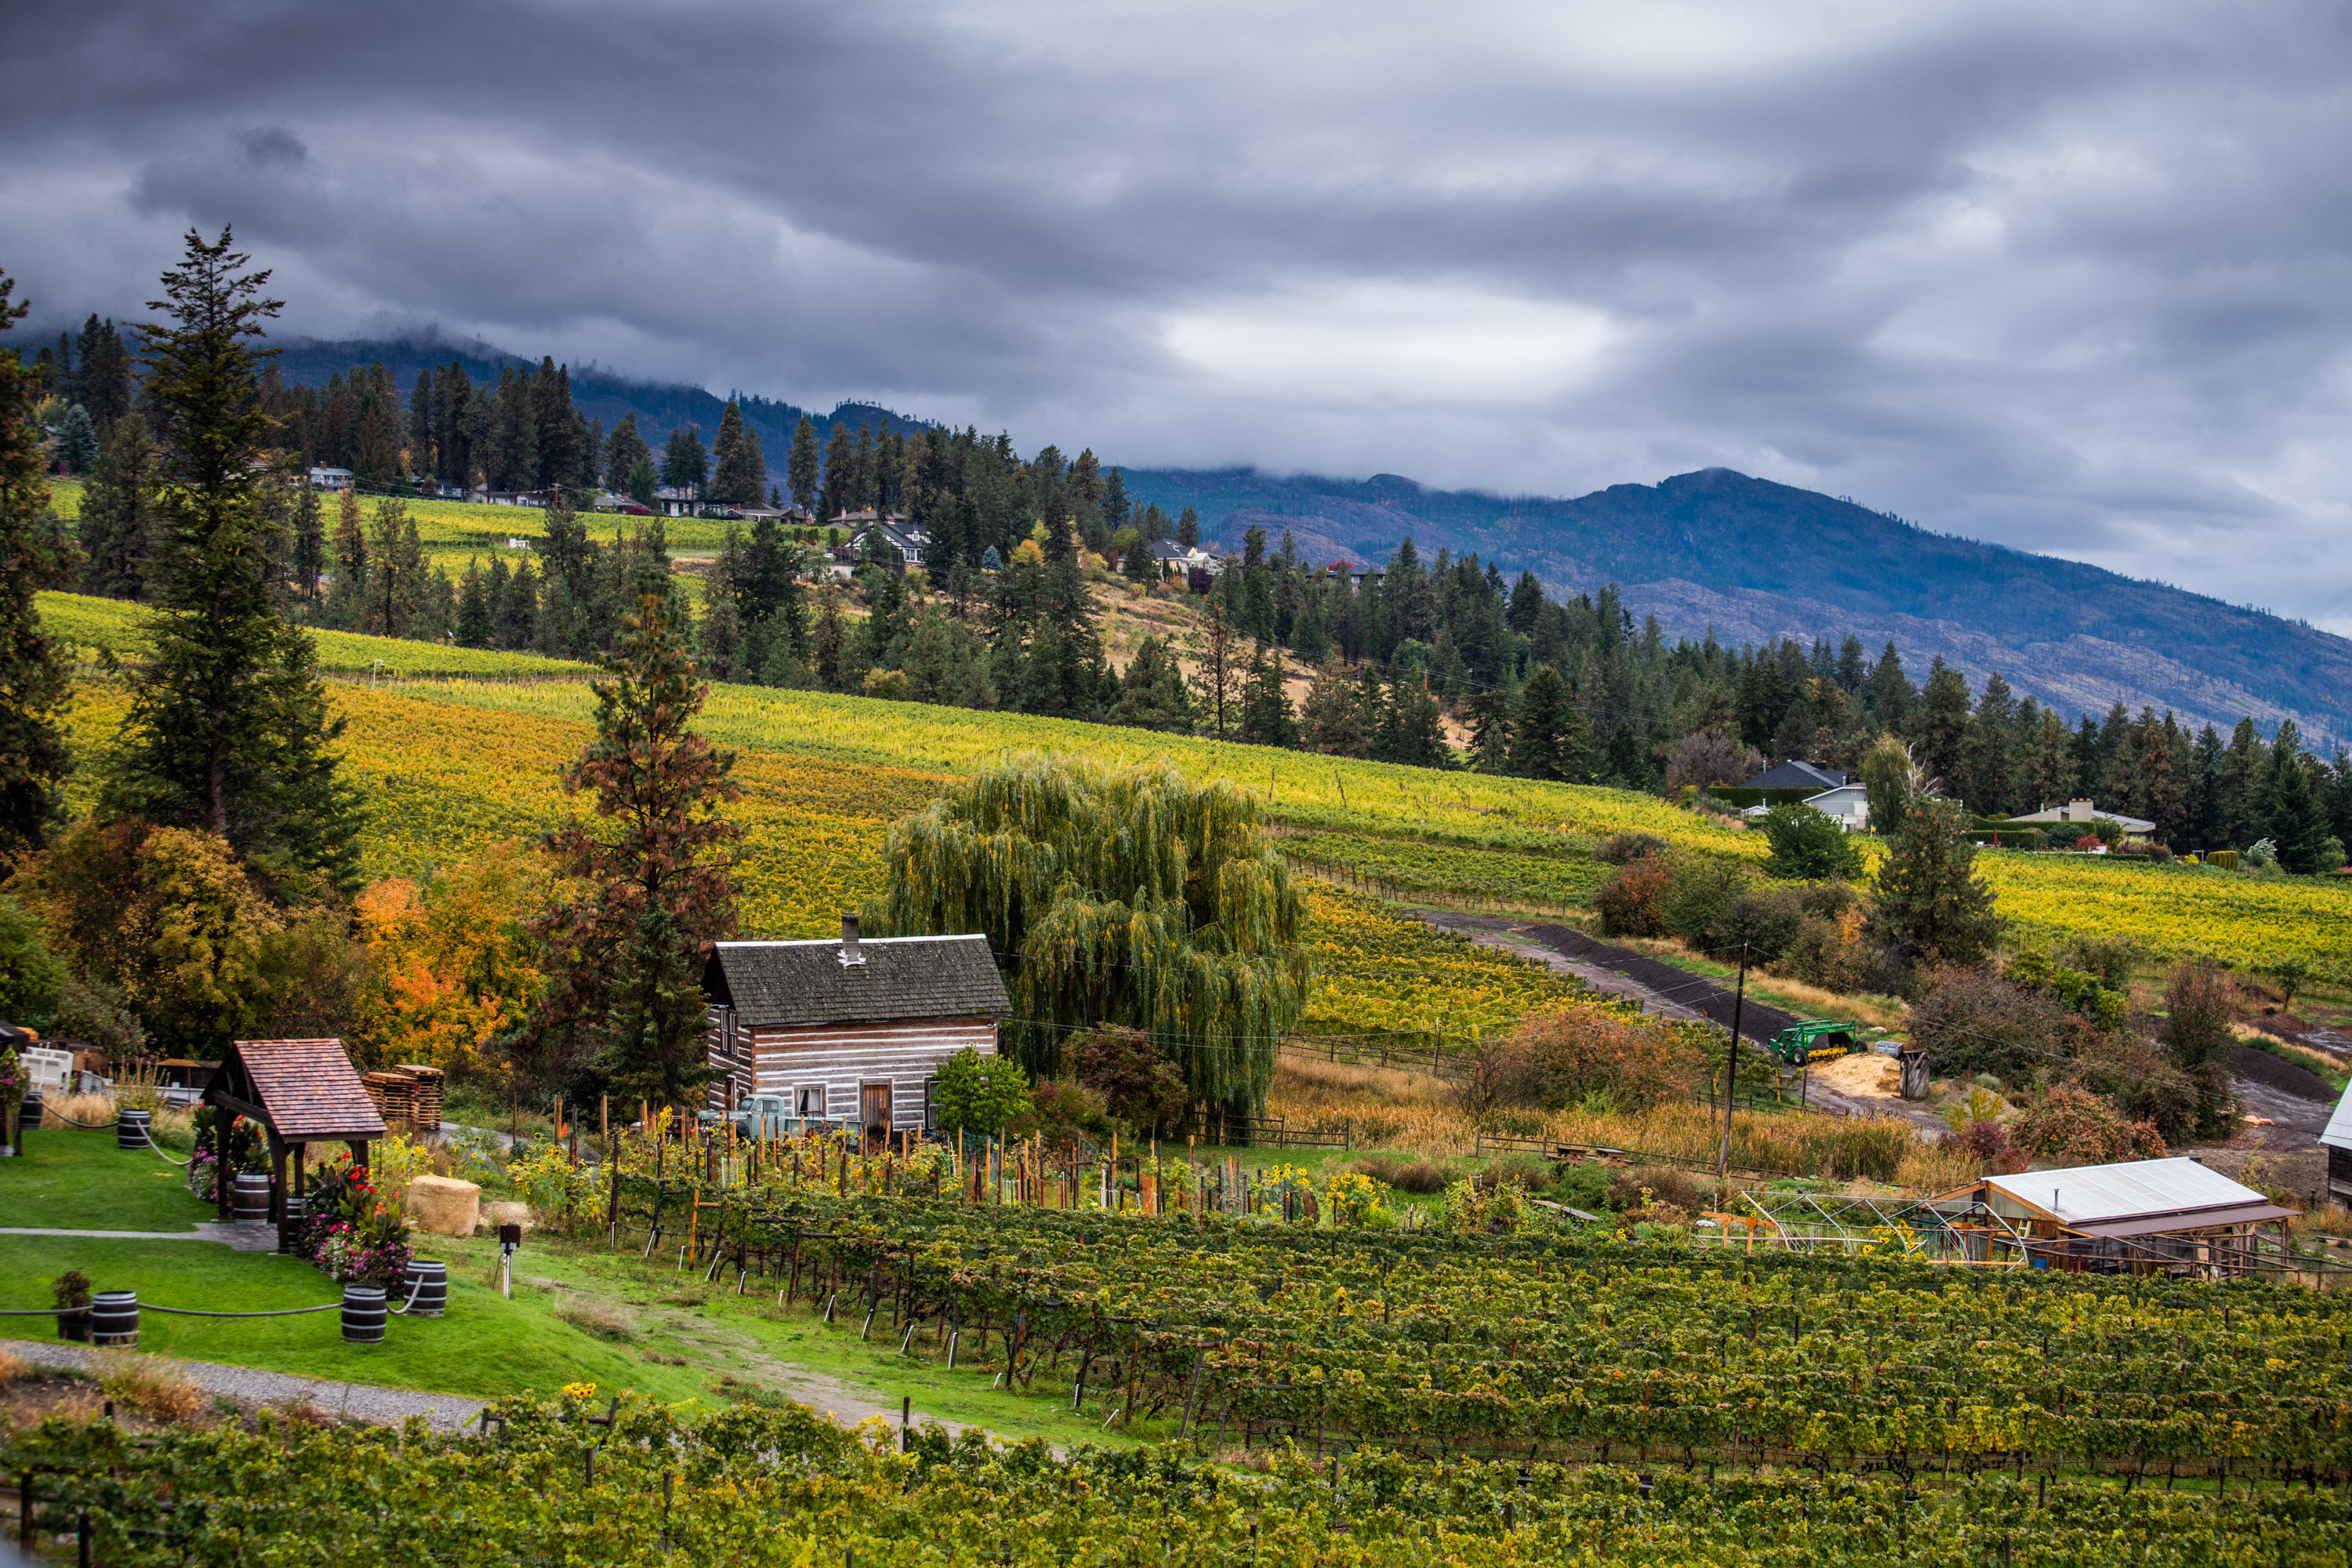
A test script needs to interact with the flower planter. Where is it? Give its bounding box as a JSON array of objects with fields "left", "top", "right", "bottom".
[{"left": 55, "top": 1308, "right": 90, "bottom": 1342}]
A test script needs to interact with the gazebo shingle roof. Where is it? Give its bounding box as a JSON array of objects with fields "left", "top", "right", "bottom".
[{"left": 220, "top": 1039, "right": 387, "bottom": 1140}]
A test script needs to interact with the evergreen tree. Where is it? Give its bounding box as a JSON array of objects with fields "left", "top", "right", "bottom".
[
  {"left": 1237, "top": 643, "right": 1298, "bottom": 747},
  {"left": 1508, "top": 664, "right": 1590, "bottom": 782},
  {"left": 1915, "top": 658, "right": 1973, "bottom": 794},
  {"left": 1869, "top": 798, "right": 2003, "bottom": 971},
  {"left": 0, "top": 269, "right": 74, "bottom": 852},
  {"left": 367, "top": 497, "right": 429, "bottom": 637},
  {"left": 288, "top": 484, "right": 325, "bottom": 608},
  {"left": 57, "top": 405, "right": 96, "bottom": 474},
  {"left": 1175, "top": 506, "right": 1200, "bottom": 547},
  {"left": 1187, "top": 601, "right": 1243, "bottom": 739},
  {"left": 811, "top": 587, "right": 847, "bottom": 691},
  {"left": 709, "top": 401, "right": 767, "bottom": 506},
  {"left": 1465, "top": 688, "right": 1513, "bottom": 772},
  {"left": 1599, "top": 720, "right": 1648, "bottom": 789},
  {"left": 602, "top": 412, "right": 652, "bottom": 493},
  {"left": 659, "top": 423, "right": 707, "bottom": 499},
  {"left": 101, "top": 228, "right": 361, "bottom": 893},
  {"left": 820, "top": 421, "right": 855, "bottom": 519},
  {"left": 1378, "top": 672, "right": 1449, "bottom": 768},
  {"left": 786, "top": 416, "right": 820, "bottom": 513},
  {"left": 406, "top": 368, "right": 435, "bottom": 477},
  {"left": 2259, "top": 720, "right": 2331, "bottom": 873},
  {"left": 78, "top": 412, "right": 155, "bottom": 600},
  {"left": 74, "top": 315, "right": 134, "bottom": 434},
  {"left": 2218, "top": 718, "right": 2266, "bottom": 848},
  {"left": 1300, "top": 657, "right": 1369, "bottom": 757},
  {"left": 456, "top": 560, "right": 492, "bottom": 648},
  {"left": 1969, "top": 672, "right": 2016, "bottom": 817},
  {"left": 524, "top": 583, "right": 740, "bottom": 1105},
  {"left": 1864, "top": 640, "right": 1915, "bottom": 729},
  {"left": 500, "top": 557, "right": 539, "bottom": 650},
  {"left": 1109, "top": 635, "right": 1193, "bottom": 732},
  {"left": 322, "top": 487, "right": 368, "bottom": 630}
]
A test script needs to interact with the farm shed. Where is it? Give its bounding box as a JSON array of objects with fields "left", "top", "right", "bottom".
[
  {"left": 1919, "top": 1156, "right": 2296, "bottom": 1277},
  {"left": 2318, "top": 1077, "right": 2352, "bottom": 1206},
  {"left": 201, "top": 1038, "right": 388, "bottom": 1251},
  {"left": 702, "top": 918, "right": 1011, "bottom": 1142}
]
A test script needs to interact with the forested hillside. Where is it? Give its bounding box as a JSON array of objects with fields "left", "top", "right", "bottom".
[{"left": 1121, "top": 466, "right": 2352, "bottom": 748}]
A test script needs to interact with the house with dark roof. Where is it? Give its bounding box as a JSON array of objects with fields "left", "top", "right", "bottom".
[
  {"left": 1739, "top": 760, "right": 1848, "bottom": 791},
  {"left": 701, "top": 917, "right": 1011, "bottom": 1139}
]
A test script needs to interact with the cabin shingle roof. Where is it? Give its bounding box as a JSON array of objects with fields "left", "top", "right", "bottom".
[{"left": 706, "top": 935, "right": 1010, "bottom": 1029}]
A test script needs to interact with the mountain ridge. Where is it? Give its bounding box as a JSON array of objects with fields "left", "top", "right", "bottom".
[{"left": 1118, "top": 465, "right": 2351, "bottom": 747}]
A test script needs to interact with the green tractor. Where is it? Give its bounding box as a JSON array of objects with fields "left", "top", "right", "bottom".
[{"left": 1764, "top": 1019, "right": 1863, "bottom": 1068}]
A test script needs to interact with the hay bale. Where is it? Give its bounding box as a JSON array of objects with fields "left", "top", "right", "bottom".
[
  {"left": 405, "top": 1174, "right": 481, "bottom": 1236},
  {"left": 476, "top": 1200, "right": 533, "bottom": 1237}
]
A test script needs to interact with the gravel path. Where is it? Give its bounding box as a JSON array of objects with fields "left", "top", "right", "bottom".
[{"left": 0, "top": 1338, "right": 488, "bottom": 1431}]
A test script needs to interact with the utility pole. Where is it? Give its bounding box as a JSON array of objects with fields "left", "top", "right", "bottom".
[{"left": 1719, "top": 941, "right": 1749, "bottom": 1180}]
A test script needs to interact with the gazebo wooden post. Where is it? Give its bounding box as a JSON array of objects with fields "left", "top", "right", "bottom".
[
  {"left": 268, "top": 1132, "right": 289, "bottom": 1225},
  {"left": 349, "top": 1138, "right": 371, "bottom": 1179}
]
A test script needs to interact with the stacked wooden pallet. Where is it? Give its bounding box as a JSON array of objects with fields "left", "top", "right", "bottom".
[
  {"left": 395, "top": 1065, "right": 445, "bottom": 1132},
  {"left": 362, "top": 1071, "right": 415, "bottom": 1130}
]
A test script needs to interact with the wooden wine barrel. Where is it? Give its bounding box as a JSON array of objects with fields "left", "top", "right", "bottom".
[
  {"left": 232, "top": 1172, "right": 272, "bottom": 1223},
  {"left": 116, "top": 1108, "right": 151, "bottom": 1150},
  {"left": 89, "top": 1290, "right": 138, "bottom": 1348},
  {"left": 341, "top": 1285, "right": 387, "bottom": 1345},
  {"left": 402, "top": 1258, "right": 447, "bottom": 1318}
]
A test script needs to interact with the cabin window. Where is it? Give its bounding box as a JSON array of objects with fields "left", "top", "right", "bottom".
[
  {"left": 920, "top": 1077, "right": 938, "bottom": 1132},
  {"left": 795, "top": 1084, "right": 827, "bottom": 1120}
]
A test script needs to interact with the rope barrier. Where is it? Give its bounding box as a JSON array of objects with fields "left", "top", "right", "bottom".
[
  {"left": 143, "top": 1302, "right": 340, "bottom": 1318},
  {"left": 132, "top": 1123, "right": 191, "bottom": 1167}
]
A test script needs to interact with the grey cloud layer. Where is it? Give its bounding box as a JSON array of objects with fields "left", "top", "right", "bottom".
[{"left": 6, "top": 1, "right": 2351, "bottom": 626}]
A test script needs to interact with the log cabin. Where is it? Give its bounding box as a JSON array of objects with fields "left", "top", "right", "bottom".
[{"left": 701, "top": 916, "right": 1011, "bottom": 1138}]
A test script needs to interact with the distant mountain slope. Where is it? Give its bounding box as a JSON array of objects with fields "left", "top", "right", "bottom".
[
  {"left": 1120, "top": 466, "right": 2351, "bottom": 746},
  {"left": 270, "top": 333, "right": 930, "bottom": 479}
]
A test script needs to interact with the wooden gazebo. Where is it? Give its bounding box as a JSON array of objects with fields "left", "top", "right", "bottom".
[{"left": 201, "top": 1039, "right": 387, "bottom": 1248}]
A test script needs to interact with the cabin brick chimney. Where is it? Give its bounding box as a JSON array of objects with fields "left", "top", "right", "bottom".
[{"left": 839, "top": 913, "right": 865, "bottom": 967}]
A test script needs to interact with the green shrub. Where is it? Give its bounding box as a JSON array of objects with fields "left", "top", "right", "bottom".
[
  {"left": 1662, "top": 858, "right": 1746, "bottom": 945},
  {"left": 1759, "top": 804, "right": 1865, "bottom": 880}
]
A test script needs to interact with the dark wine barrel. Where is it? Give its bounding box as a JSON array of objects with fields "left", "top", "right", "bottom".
[
  {"left": 232, "top": 1172, "right": 272, "bottom": 1223},
  {"left": 90, "top": 1290, "right": 138, "bottom": 1348},
  {"left": 342, "top": 1284, "right": 387, "bottom": 1345},
  {"left": 401, "top": 1258, "right": 447, "bottom": 1318},
  {"left": 116, "top": 1108, "right": 152, "bottom": 1150}
]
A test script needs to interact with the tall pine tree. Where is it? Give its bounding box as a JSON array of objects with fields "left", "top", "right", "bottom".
[
  {"left": 101, "top": 228, "right": 361, "bottom": 894},
  {"left": 0, "top": 269, "right": 74, "bottom": 851},
  {"left": 523, "top": 579, "right": 740, "bottom": 1104}
]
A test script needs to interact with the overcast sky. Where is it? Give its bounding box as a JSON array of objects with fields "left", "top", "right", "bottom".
[{"left": 8, "top": 2, "right": 2352, "bottom": 629}]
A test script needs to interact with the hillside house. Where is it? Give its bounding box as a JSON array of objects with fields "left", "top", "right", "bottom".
[
  {"left": 701, "top": 918, "right": 1010, "bottom": 1142},
  {"left": 1802, "top": 784, "right": 1870, "bottom": 830},
  {"left": 307, "top": 466, "right": 354, "bottom": 492},
  {"left": 2009, "top": 798, "right": 2158, "bottom": 837},
  {"left": 844, "top": 515, "right": 931, "bottom": 568}
]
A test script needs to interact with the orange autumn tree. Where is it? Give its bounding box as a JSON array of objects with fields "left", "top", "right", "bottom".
[{"left": 354, "top": 842, "right": 549, "bottom": 1073}]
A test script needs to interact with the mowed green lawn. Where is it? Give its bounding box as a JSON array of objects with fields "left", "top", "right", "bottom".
[{"left": 4, "top": 1127, "right": 219, "bottom": 1232}]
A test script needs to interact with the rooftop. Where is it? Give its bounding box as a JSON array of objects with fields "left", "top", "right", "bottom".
[{"left": 703, "top": 929, "right": 1009, "bottom": 1029}]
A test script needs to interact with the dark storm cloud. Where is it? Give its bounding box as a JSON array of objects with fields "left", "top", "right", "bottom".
[{"left": 7, "top": 2, "right": 2352, "bottom": 626}]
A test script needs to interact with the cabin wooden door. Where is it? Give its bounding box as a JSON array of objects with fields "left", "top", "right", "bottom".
[{"left": 859, "top": 1083, "right": 891, "bottom": 1152}]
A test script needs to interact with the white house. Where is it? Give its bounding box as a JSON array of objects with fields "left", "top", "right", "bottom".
[
  {"left": 2009, "top": 798, "right": 2158, "bottom": 837},
  {"left": 307, "top": 466, "right": 354, "bottom": 492},
  {"left": 1802, "top": 784, "right": 1871, "bottom": 831}
]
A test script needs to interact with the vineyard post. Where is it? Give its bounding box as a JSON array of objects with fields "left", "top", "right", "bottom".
[{"left": 1719, "top": 942, "right": 1748, "bottom": 1180}]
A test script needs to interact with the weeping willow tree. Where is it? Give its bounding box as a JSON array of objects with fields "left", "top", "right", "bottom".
[{"left": 866, "top": 753, "right": 1309, "bottom": 1123}]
